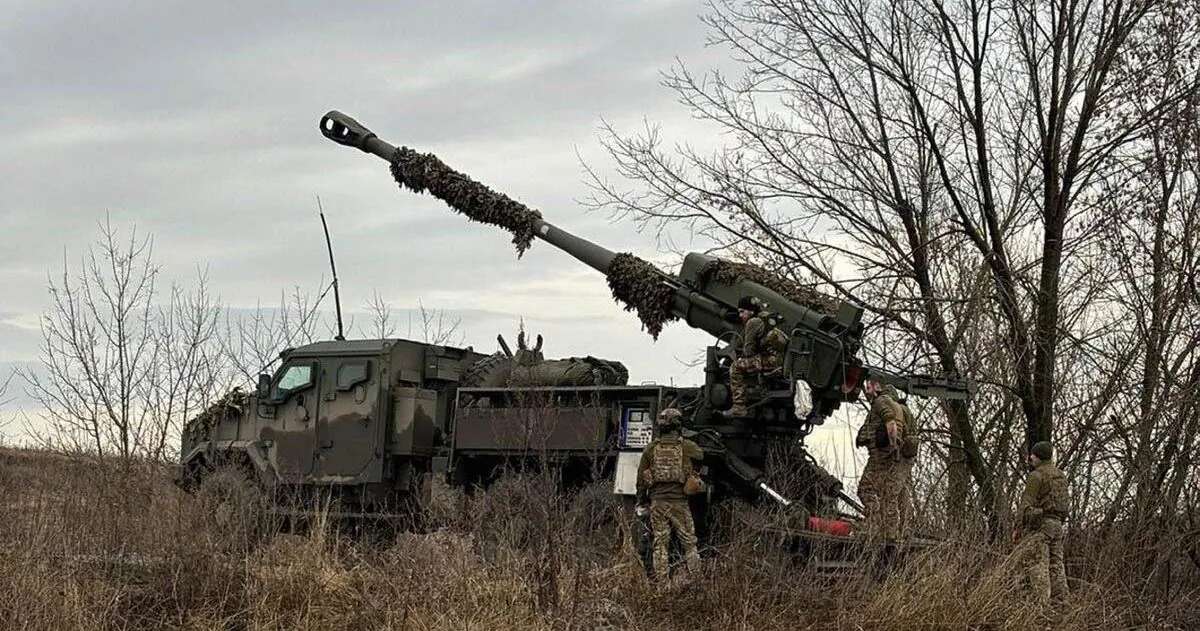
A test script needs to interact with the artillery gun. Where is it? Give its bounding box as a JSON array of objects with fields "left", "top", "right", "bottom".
[{"left": 318, "top": 111, "right": 972, "bottom": 522}]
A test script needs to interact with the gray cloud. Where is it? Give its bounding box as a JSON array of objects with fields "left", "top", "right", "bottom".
[
  {"left": 0, "top": 0, "right": 723, "bottom": 384},
  {"left": 0, "top": 1, "right": 872, "bottom": 476}
]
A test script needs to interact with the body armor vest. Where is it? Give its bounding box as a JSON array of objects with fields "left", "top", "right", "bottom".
[{"left": 651, "top": 437, "right": 687, "bottom": 485}]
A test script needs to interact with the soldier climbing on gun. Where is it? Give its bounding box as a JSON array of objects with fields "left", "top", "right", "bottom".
[
  {"left": 637, "top": 408, "right": 704, "bottom": 585},
  {"left": 727, "top": 296, "right": 789, "bottom": 418}
]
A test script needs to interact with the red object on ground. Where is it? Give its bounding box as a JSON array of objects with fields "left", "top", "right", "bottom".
[{"left": 808, "top": 516, "right": 852, "bottom": 537}]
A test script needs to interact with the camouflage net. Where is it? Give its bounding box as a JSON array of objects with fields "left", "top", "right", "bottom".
[
  {"left": 606, "top": 253, "right": 678, "bottom": 339},
  {"left": 703, "top": 260, "right": 840, "bottom": 314},
  {"left": 184, "top": 389, "right": 247, "bottom": 440},
  {"left": 390, "top": 147, "right": 543, "bottom": 256}
]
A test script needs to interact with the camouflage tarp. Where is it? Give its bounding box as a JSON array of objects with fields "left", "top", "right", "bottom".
[{"left": 509, "top": 357, "right": 629, "bottom": 387}]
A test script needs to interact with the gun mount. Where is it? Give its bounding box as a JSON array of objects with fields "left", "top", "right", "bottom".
[{"left": 319, "top": 110, "right": 973, "bottom": 518}]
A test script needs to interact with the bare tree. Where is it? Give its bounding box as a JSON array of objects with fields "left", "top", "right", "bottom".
[
  {"left": 21, "top": 218, "right": 223, "bottom": 460},
  {"left": 141, "top": 273, "right": 223, "bottom": 460},
  {"left": 22, "top": 219, "right": 158, "bottom": 458},
  {"left": 364, "top": 290, "right": 397, "bottom": 339},
  {"left": 217, "top": 286, "right": 325, "bottom": 386},
  {"left": 363, "top": 291, "right": 469, "bottom": 347},
  {"left": 409, "top": 300, "right": 465, "bottom": 347},
  {"left": 1050, "top": 8, "right": 1200, "bottom": 584},
  {"left": 586, "top": 0, "right": 1200, "bottom": 529},
  {"left": 17, "top": 218, "right": 469, "bottom": 461},
  {"left": 0, "top": 369, "right": 14, "bottom": 441}
]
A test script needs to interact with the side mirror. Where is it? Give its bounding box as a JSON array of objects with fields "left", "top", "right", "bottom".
[{"left": 257, "top": 373, "right": 272, "bottom": 399}]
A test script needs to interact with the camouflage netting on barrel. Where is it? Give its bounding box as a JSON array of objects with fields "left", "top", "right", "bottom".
[
  {"left": 606, "top": 253, "right": 678, "bottom": 339},
  {"left": 390, "top": 147, "right": 543, "bottom": 256},
  {"left": 703, "top": 260, "right": 839, "bottom": 314}
]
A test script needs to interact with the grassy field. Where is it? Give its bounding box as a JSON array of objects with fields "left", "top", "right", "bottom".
[{"left": 0, "top": 447, "right": 1195, "bottom": 630}]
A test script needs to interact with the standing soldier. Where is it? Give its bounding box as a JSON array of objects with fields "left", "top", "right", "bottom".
[
  {"left": 727, "top": 296, "right": 788, "bottom": 417},
  {"left": 855, "top": 380, "right": 911, "bottom": 540},
  {"left": 637, "top": 408, "right": 704, "bottom": 584},
  {"left": 1011, "top": 441, "right": 1070, "bottom": 603},
  {"left": 894, "top": 393, "right": 921, "bottom": 531}
]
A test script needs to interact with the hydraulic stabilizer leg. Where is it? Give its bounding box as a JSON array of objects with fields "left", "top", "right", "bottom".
[{"left": 759, "top": 481, "right": 793, "bottom": 507}]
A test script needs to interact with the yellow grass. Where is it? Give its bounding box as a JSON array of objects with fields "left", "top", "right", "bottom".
[{"left": 0, "top": 447, "right": 1195, "bottom": 630}]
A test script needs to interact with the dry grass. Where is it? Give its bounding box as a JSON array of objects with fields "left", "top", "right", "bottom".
[{"left": 0, "top": 447, "right": 1196, "bottom": 630}]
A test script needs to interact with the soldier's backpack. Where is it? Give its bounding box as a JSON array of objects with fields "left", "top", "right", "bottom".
[
  {"left": 650, "top": 437, "right": 688, "bottom": 485},
  {"left": 1044, "top": 467, "right": 1070, "bottom": 519},
  {"left": 899, "top": 401, "right": 920, "bottom": 459}
]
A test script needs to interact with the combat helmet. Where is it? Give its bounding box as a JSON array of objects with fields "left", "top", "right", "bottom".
[
  {"left": 657, "top": 407, "right": 683, "bottom": 430},
  {"left": 737, "top": 296, "right": 761, "bottom": 314}
]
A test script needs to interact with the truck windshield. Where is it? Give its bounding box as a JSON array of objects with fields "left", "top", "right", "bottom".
[{"left": 274, "top": 364, "right": 314, "bottom": 398}]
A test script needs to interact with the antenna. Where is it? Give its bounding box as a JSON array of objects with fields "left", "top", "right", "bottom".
[{"left": 317, "top": 195, "right": 345, "bottom": 341}]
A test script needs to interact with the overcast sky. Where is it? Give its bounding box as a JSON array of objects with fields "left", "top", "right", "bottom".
[{"left": 0, "top": 0, "right": 866, "bottom": 476}]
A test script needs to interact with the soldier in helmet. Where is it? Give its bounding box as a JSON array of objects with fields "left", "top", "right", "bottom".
[
  {"left": 637, "top": 407, "right": 704, "bottom": 584},
  {"left": 727, "top": 296, "right": 789, "bottom": 417},
  {"left": 855, "top": 379, "right": 911, "bottom": 540},
  {"left": 1011, "top": 441, "right": 1070, "bottom": 603}
]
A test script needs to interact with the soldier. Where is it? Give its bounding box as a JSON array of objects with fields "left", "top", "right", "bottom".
[
  {"left": 637, "top": 408, "right": 704, "bottom": 584},
  {"left": 727, "top": 296, "right": 788, "bottom": 417},
  {"left": 1011, "top": 441, "right": 1070, "bottom": 604},
  {"left": 855, "top": 380, "right": 911, "bottom": 540},
  {"left": 894, "top": 392, "right": 920, "bottom": 532}
]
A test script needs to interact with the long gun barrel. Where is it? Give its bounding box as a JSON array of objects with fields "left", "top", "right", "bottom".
[
  {"left": 321, "top": 110, "right": 716, "bottom": 341},
  {"left": 321, "top": 111, "right": 618, "bottom": 275},
  {"left": 320, "top": 110, "right": 970, "bottom": 419}
]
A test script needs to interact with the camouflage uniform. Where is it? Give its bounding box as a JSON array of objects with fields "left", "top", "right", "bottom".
[
  {"left": 638, "top": 416, "right": 704, "bottom": 583},
  {"left": 729, "top": 312, "right": 788, "bottom": 417},
  {"left": 1011, "top": 443, "right": 1069, "bottom": 603},
  {"left": 856, "top": 385, "right": 911, "bottom": 540},
  {"left": 894, "top": 400, "right": 920, "bottom": 530}
]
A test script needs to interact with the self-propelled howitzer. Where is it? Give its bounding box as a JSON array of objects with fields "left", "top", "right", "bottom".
[
  {"left": 319, "top": 110, "right": 971, "bottom": 512},
  {"left": 318, "top": 111, "right": 908, "bottom": 422}
]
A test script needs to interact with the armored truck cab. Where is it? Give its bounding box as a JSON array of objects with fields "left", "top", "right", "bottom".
[
  {"left": 180, "top": 338, "right": 486, "bottom": 509},
  {"left": 179, "top": 335, "right": 638, "bottom": 512}
]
